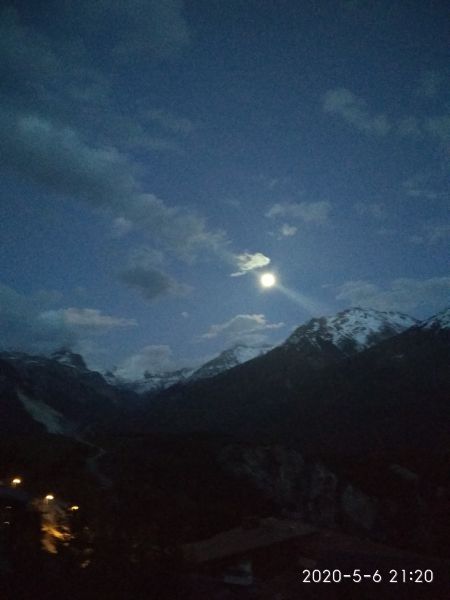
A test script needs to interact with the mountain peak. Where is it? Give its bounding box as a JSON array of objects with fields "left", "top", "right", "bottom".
[
  {"left": 51, "top": 348, "right": 87, "bottom": 370},
  {"left": 285, "top": 307, "right": 418, "bottom": 355}
]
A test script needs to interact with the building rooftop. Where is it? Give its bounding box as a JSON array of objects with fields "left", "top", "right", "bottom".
[{"left": 182, "top": 517, "right": 317, "bottom": 564}]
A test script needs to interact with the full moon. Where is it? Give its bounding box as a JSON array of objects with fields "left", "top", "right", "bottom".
[{"left": 260, "top": 272, "right": 276, "bottom": 288}]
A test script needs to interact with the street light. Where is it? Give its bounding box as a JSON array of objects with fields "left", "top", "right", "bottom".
[{"left": 11, "top": 477, "right": 22, "bottom": 487}]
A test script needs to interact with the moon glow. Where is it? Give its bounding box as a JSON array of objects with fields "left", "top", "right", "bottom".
[{"left": 260, "top": 272, "right": 276, "bottom": 288}]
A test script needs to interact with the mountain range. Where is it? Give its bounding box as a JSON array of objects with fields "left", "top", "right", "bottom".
[
  {"left": 1, "top": 305, "right": 450, "bottom": 563},
  {"left": 1, "top": 306, "right": 446, "bottom": 439},
  {"left": 105, "top": 342, "right": 274, "bottom": 393}
]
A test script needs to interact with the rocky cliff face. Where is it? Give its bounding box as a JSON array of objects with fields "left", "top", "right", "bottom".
[
  {"left": 218, "top": 442, "right": 448, "bottom": 553},
  {"left": 219, "top": 443, "right": 379, "bottom": 534}
]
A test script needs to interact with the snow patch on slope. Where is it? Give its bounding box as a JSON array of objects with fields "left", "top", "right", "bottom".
[
  {"left": 17, "top": 390, "right": 68, "bottom": 434},
  {"left": 419, "top": 307, "right": 450, "bottom": 330},
  {"left": 190, "top": 343, "right": 272, "bottom": 381}
]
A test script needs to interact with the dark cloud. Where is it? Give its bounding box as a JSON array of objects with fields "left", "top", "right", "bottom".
[
  {"left": 118, "top": 248, "right": 192, "bottom": 301},
  {"left": 0, "top": 283, "right": 134, "bottom": 355},
  {"left": 0, "top": 4, "right": 256, "bottom": 268},
  {"left": 0, "top": 284, "right": 74, "bottom": 353},
  {"left": 119, "top": 266, "right": 188, "bottom": 301},
  {"left": 0, "top": 105, "right": 227, "bottom": 260},
  {"left": 0, "top": 109, "right": 136, "bottom": 206}
]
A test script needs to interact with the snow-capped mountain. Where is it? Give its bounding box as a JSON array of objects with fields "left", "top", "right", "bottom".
[
  {"left": 189, "top": 343, "right": 273, "bottom": 381},
  {"left": 284, "top": 307, "right": 418, "bottom": 355},
  {"left": 144, "top": 305, "right": 450, "bottom": 450}
]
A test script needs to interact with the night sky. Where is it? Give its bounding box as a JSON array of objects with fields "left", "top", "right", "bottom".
[{"left": 1, "top": 0, "right": 449, "bottom": 377}]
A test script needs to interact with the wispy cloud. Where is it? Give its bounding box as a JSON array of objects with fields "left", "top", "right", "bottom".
[
  {"left": 266, "top": 201, "right": 331, "bottom": 224},
  {"left": 410, "top": 224, "right": 450, "bottom": 245},
  {"left": 323, "top": 87, "right": 450, "bottom": 146},
  {"left": 402, "top": 174, "right": 446, "bottom": 200},
  {"left": 41, "top": 308, "right": 137, "bottom": 331},
  {"left": 200, "top": 313, "right": 284, "bottom": 344},
  {"left": 323, "top": 88, "right": 391, "bottom": 136}
]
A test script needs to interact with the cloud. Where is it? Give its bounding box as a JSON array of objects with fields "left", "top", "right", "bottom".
[
  {"left": 335, "top": 277, "right": 450, "bottom": 313},
  {"left": 0, "top": 109, "right": 136, "bottom": 206},
  {"left": 280, "top": 224, "right": 298, "bottom": 237},
  {"left": 124, "top": 194, "right": 228, "bottom": 260},
  {"left": 323, "top": 88, "right": 391, "bottom": 136},
  {"left": 111, "top": 217, "right": 133, "bottom": 238},
  {"left": 0, "top": 5, "right": 225, "bottom": 264},
  {"left": 0, "top": 4, "right": 258, "bottom": 280},
  {"left": 0, "top": 107, "right": 227, "bottom": 261},
  {"left": 266, "top": 201, "right": 331, "bottom": 224},
  {"left": 114, "top": 344, "right": 206, "bottom": 380},
  {"left": 0, "top": 284, "right": 74, "bottom": 353},
  {"left": 231, "top": 252, "right": 271, "bottom": 277},
  {"left": 402, "top": 176, "right": 442, "bottom": 200},
  {"left": 0, "top": 5, "right": 190, "bottom": 157},
  {"left": 323, "top": 87, "right": 450, "bottom": 147},
  {"left": 119, "top": 247, "right": 191, "bottom": 301},
  {"left": 201, "top": 314, "right": 284, "bottom": 344},
  {"left": 410, "top": 224, "right": 450, "bottom": 245},
  {"left": 41, "top": 308, "right": 137, "bottom": 331},
  {"left": 119, "top": 267, "right": 190, "bottom": 301},
  {"left": 401, "top": 174, "right": 447, "bottom": 201},
  {"left": 114, "top": 345, "right": 175, "bottom": 379}
]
